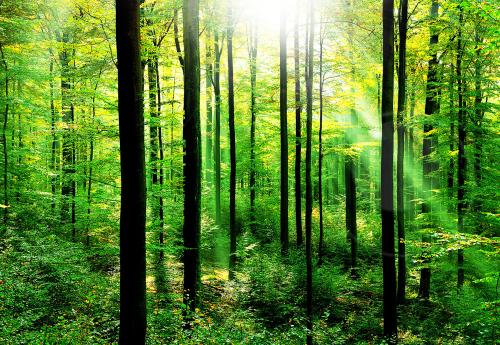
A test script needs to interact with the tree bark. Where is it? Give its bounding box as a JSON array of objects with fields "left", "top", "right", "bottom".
[
  {"left": 318, "top": 29, "right": 324, "bottom": 265},
  {"left": 0, "top": 44, "right": 8, "bottom": 224},
  {"left": 396, "top": 0, "right": 408, "bottom": 305},
  {"left": 305, "top": 1, "right": 314, "bottom": 343},
  {"left": 382, "top": 0, "right": 397, "bottom": 340},
  {"left": 294, "top": 0, "right": 303, "bottom": 247},
  {"left": 280, "top": 4, "right": 289, "bottom": 255},
  {"left": 183, "top": 0, "right": 201, "bottom": 314},
  {"left": 249, "top": 24, "right": 257, "bottom": 233},
  {"left": 419, "top": 0, "right": 439, "bottom": 299},
  {"left": 227, "top": 1, "right": 237, "bottom": 279},
  {"left": 116, "top": 0, "right": 147, "bottom": 342},
  {"left": 213, "top": 31, "right": 222, "bottom": 226},
  {"left": 456, "top": 5, "right": 465, "bottom": 290}
]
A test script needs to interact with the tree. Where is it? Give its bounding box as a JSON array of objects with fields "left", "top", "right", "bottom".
[
  {"left": 213, "top": 29, "right": 222, "bottom": 226},
  {"left": 318, "top": 25, "right": 325, "bottom": 265},
  {"left": 58, "top": 31, "right": 76, "bottom": 239},
  {"left": 381, "top": 0, "right": 397, "bottom": 340},
  {"left": 456, "top": 4, "right": 465, "bottom": 289},
  {"left": 248, "top": 23, "right": 257, "bottom": 234},
  {"left": 305, "top": 0, "right": 314, "bottom": 343},
  {"left": 345, "top": 1, "right": 357, "bottom": 275},
  {"left": 279, "top": 2, "right": 289, "bottom": 255},
  {"left": 419, "top": 0, "right": 439, "bottom": 299},
  {"left": 183, "top": 0, "right": 201, "bottom": 314},
  {"left": 396, "top": 0, "right": 408, "bottom": 305},
  {"left": 294, "top": 0, "right": 303, "bottom": 247},
  {"left": 227, "top": 0, "right": 237, "bottom": 279},
  {"left": 116, "top": 0, "right": 147, "bottom": 342},
  {"left": 0, "top": 44, "right": 8, "bottom": 224}
]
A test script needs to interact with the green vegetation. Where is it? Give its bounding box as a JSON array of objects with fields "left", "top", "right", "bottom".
[{"left": 0, "top": 0, "right": 498, "bottom": 344}]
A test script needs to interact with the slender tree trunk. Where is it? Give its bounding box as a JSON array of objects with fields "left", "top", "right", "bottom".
[
  {"left": 86, "top": 74, "right": 100, "bottom": 247},
  {"left": 305, "top": 1, "right": 314, "bottom": 343},
  {"left": 0, "top": 44, "right": 8, "bottom": 223},
  {"left": 183, "top": 0, "right": 201, "bottom": 314},
  {"left": 49, "top": 56, "right": 59, "bottom": 211},
  {"left": 59, "top": 34, "right": 76, "bottom": 238},
  {"left": 155, "top": 54, "right": 165, "bottom": 261},
  {"left": 116, "top": 0, "right": 147, "bottom": 342},
  {"left": 227, "top": 2, "right": 237, "bottom": 279},
  {"left": 419, "top": 0, "right": 439, "bottom": 299},
  {"left": 148, "top": 57, "right": 161, "bottom": 258},
  {"left": 345, "top": 9, "right": 357, "bottom": 275},
  {"left": 318, "top": 29, "right": 325, "bottom": 265},
  {"left": 294, "top": 0, "right": 303, "bottom": 247},
  {"left": 473, "top": 24, "right": 483, "bottom": 215},
  {"left": 174, "top": 8, "right": 185, "bottom": 72},
  {"left": 249, "top": 25, "right": 257, "bottom": 233},
  {"left": 456, "top": 6, "right": 465, "bottom": 290},
  {"left": 382, "top": 0, "right": 397, "bottom": 340},
  {"left": 214, "top": 31, "right": 222, "bottom": 226},
  {"left": 280, "top": 4, "right": 289, "bottom": 255},
  {"left": 396, "top": 0, "right": 408, "bottom": 305},
  {"left": 448, "top": 64, "right": 455, "bottom": 201},
  {"left": 205, "top": 28, "right": 213, "bottom": 184}
]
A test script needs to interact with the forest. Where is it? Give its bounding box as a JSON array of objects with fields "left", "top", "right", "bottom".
[{"left": 0, "top": 0, "right": 499, "bottom": 344}]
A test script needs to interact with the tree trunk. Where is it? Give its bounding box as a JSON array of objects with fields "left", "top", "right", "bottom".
[
  {"left": 456, "top": 5, "right": 465, "bottom": 290},
  {"left": 0, "top": 44, "right": 8, "bottom": 224},
  {"left": 58, "top": 33, "right": 76, "bottom": 238},
  {"left": 305, "top": 1, "right": 314, "bottom": 343},
  {"left": 318, "top": 29, "right": 325, "bottom": 265},
  {"left": 116, "top": 0, "right": 147, "bottom": 342},
  {"left": 183, "top": 0, "right": 201, "bottom": 314},
  {"left": 205, "top": 28, "right": 213, "bottom": 185},
  {"left": 294, "top": 0, "right": 303, "bottom": 247},
  {"left": 382, "top": 0, "right": 397, "bottom": 340},
  {"left": 396, "top": 0, "right": 408, "bottom": 305},
  {"left": 214, "top": 31, "right": 222, "bottom": 226},
  {"left": 155, "top": 54, "right": 165, "bottom": 261},
  {"left": 419, "top": 0, "right": 439, "bottom": 299},
  {"left": 227, "top": 2, "right": 237, "bottom": 280},
  {"left": 448, "top": 64, "right": 455, "bottom": 201},
  {"left": 249, "top": 25, "right": 257, "bottom": 233},
  {"left": 148, "top": 57, "right": 161, "bottom": 258},
  {"left": 280, "top": 4, "right": 289, "bottom": 255}
]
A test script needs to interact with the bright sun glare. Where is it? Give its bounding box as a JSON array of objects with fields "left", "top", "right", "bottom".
[{"left": 239, "top": 0, "right": 297, "bottom": 30}]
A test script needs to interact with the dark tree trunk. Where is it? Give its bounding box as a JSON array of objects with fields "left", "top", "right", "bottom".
[
  {"left": 345, "top": 14, "right": 357, "bottom": 275},
  {"left": 227, "top": 2, "right": 237, "bottom": 280},
  {"left": 248, "top": 25, "right": 257, "bottom": 233},
  {"left": 49, "top": 56, "right": 59, "bottom": 211},
  {"left": 396, "top": 0, "right": 408, "bottom": 305},
  {"left": 58, "top": 33, "right": 76, "bottom": 238},
  {"left": 305, "top": 1, "right": 314, "bottom": 343},
  {"left": 473, "top": 24, "right": 483, "bottom": 215},
  {"left": 456, "top": 6, "right": 465, "bottom": 290},
  {"left": 419, "top": 0, "right": 439, "bottom": 300},
  {"left": 174, "top": 8, "right": 185, "bottom": 72},
  {"left": 155, "top": 54, "right": 165, "bottom": 261},
  {"left": 147, "top": 57, "right": 161, "bottom": 258},
  {"left": 205, "top": 29, "right": 213, "bottom": 184},
  {"left": 318, "top": 30, "right": 325, "bottom": 265},
  {"left": 382, "top": 0, "right": 397, "bottom": 340},
  {"left": 294, "top": 0, "right": 303, "bottom": 247},
  {"left": 447, "top": 64, "right": 455, "bottom": 201},
  {"left": 86, "top": 74, "right": 100, "bottom": 247},
  {"left": 183, "top": 0, "right": 201, "bottom": 314},
  {"left": 116, "top": 0, "right": 147, "bottom": 342},
  {"left": 0, "top": 44, "right": 8, "bottom": 224},
  {"left": 280, "top": 5, "right": 289, "bottom": 255},
  {"left": 214, "top": 31, "right": 222, "bottom": 226}
]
